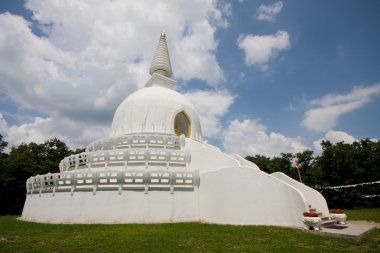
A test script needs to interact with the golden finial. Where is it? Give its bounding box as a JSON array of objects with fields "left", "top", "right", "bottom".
[{"left": 160, "top": 32, "right": 166, "bottom": 38}]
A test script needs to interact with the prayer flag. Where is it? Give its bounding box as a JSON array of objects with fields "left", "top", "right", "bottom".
[{"left": 292, "top": 157, "right": 299, "bottom": 169}]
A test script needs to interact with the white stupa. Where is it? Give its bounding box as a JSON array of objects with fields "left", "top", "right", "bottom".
[{"left": 21, "top": 33, "right": 330, "bottom": 227}]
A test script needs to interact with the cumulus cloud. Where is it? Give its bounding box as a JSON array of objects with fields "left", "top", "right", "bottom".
[
  {"left": 313, "top": 130, "right": 356, "bottom": 154},
  {"left": 302, "top": 83, "right": 380, "bottom": 132},
  {"left": 324, "top": 130, "right": 356, "bottom": 144},
  {"left": 0, "top": 113, "right": 8, "bottom": 135},
  {"left": 256, "top": 1, "right": 284, "bottom": 22},
  {"left": 24, "top": 0, "right": 226, "bottom": 85},
  {"left": 237, "top": 31, "right": 290, "bottom": 70},
  {"left": 174, "top": 21, "right": 225, "bottom": 85},
  {"left": 3, "top": 115, "right": 109, "bottom": 149},
  {"left": 222, "top": 119, "right": 308, "bottom": 157},
  {"left": 184, "top": 90, "right": 235, "bottom": 138},
  {"left": 0, "top": 0, "right": 229, "bottom": 148}
]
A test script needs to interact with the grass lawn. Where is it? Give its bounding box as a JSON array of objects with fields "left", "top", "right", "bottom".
[
  {"left": 0, "top": 211, "right": 379, "bottom": 253},
  {"left": 345, "top": 208, "right": 380, "bottom": 223}
]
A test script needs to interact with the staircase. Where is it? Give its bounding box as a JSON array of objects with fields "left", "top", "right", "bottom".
[{"left": 309, "top": 205, "right": 337, "bottom": 228}]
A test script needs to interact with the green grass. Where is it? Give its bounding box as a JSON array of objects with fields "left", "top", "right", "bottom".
[
  {"left": 0, "top": 214, "right": 379, "bottom": 253},
  {"left": 345, "top": 208, "right": 380, "bottom": 223}
]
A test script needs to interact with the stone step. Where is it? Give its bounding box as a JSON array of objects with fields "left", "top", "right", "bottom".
[
  {"left": 321, "top": 216, "right": 330, "bottom": 221},
  {"left": 321, "top": 219, "right": 337, "bottom": 228}
]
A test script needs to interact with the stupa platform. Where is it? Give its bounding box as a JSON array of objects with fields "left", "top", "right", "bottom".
[{"left": 304, "top": 222, "right": 377, "bottom": 240}]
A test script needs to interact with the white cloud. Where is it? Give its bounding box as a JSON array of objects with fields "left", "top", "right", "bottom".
[
  {"left": 324, "top": 130, "right": 356, "bottom": 144},
  {"left": 313, "top": 130, "right": 356, "bottom": 154},
  {"left": 0, "top": 0, "right": 229, "bottom": 148},
  {"left": 24, "top": 0, "right": 227, "bottom": 85},
  {"left": 4, "top": 116, "right": 109, "bottom": 149},
  {"left": 174, "top": 20, "right": 224, "bottom": 85},
  {"left": 184, "top": 90, "right": 235, "bottom": 138},
  {"left": 237, "top": 31, "right": 290, "bottom": 70},
  {"left": 0, "top": 113, "right": 8, "bottom": 135},
  {"left": 310, "top": 83, "right": 380, "bottom": 107},
  {"left": 256, "top": 1, "right": 284, "bottom": 22},
  {"left": 222, "top": 119, "right": 308, "bottom": 157},
  {"left": 302, "top": 83, "right": 380, "bottom": 132}
]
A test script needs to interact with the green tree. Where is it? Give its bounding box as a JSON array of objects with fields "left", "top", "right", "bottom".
[
  {"left": 0, "top": 134, "right": 7, "bottom": 152},
  {"left": 42, "top": 138, "right": 72, "bottom": 173},
  {"left": 245, "top": 139, "right": 380, "bottom": 208},
  {"left": 0, "top": 135, "right": 10, "bottom": 214},
  {"left": 246, "top": 155, "right": 271, "bottom": 173},
  {"left": 295, "top": 150, "right": 322, "bottom": 186},
  {"left": 0, "top": 137, "right": 80, "bottom": 214},
  {"left": 271, "top": 153, "right": 293, "bottom": 176},
  {"left": 314, "top": 139, "right": 380, "bottom": 208}
]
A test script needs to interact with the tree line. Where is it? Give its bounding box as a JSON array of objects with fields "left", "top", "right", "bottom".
[
  {"left": 246, "top": 139, "right": 380, "bottom": 209},
  {"left": 0, "top": 135, "right": 84, "bottom": 214},
  {"left": 0, "top": 135, "right": 379, "bottom": 215}
]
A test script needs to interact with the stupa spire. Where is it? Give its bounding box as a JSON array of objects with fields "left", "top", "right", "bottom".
[{"left": 149, "top": 32, "right": 173, "bottom": 78}]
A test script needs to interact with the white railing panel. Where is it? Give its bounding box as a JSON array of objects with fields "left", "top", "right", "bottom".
[
  {"left": 26, "top": 170, "right": 199, "bottom": 195},
  {"left": 85, "top": 133, "right": 183, "bottom": 152}
]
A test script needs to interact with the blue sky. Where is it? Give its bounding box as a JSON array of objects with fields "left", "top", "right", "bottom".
[{"left": 0, "top": 0, "right": 379, "bottom": 156}]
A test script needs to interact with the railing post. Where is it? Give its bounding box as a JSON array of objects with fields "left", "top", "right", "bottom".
[
  {"left": 93, "top": 171, "right": 97, "bottom": 195},
  {"left": 71, "top": 172, "right": 76, "bottom": 196},
  {"left": 118, "top": 171, "right": 123, "bottom": 195},
  {"left": 144, "top": 171, "right": 149, "bottom": 194}
]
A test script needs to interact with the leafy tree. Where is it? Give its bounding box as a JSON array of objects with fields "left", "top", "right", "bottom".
[
  {"left": 0, "top": 137, "right": 80, "bottom": 214},
  {"left": 0, "top": 135, "right": 10, "bottom": 214},
  {"left": 0, "top": 134, "right": 7, "bottom": 152},
  {"left": 245, "top": 139, "right": 380, "bottom": 209},
  {"left": 42, "top": 138, "right": 72, "bottom": 173},
  {"left": 295, "top": 150, "right": 323, "bottom": 186},
  {"left": 246, "top": 155, "right": 271, "bottom": 173},
  {"left": 72, "top": 147, "right": 86, "bottom": 154},
  {"left": 271, "top": 153, "right": 293, "bottom": 176}
]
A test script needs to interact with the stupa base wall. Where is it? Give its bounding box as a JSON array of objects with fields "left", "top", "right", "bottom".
[
  {"left": 21, "top": 190, "right": 199, "bottom": 224},
  {"left": 199, "top": 167, "right": 308, "bottom": 227},
  {"left": 271, "top": 172, "right": 330, "bottom": 217},
  {"left": 21, "top": 167, "right": 311, "bottom": 228}
]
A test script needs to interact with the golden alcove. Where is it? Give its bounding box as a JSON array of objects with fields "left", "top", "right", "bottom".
[{"left": 174, "top": 111, "right": 191, "bottom": 137}]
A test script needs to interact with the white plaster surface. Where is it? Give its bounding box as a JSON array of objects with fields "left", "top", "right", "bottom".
[
  {"left": 271, "top": 172, "right": 329, "bottom": 216},
  {"left": 22, "top": 190, "right": 199, "bottom": 224},
  {"left": 149, "top": 33, "right": 172, "bottom": 78},
  {"left": 231, "top": 154, "right": 261, "bottom": 169},
  {"left": 199, "top": 167, "right": 307, "bottom": 227},
  {"left": 110, "top": 86, "right": 202, "bottom": 141}
]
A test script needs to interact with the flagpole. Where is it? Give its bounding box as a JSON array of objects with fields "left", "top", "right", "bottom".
[
  {"left": 297, "top": 167, "right": 302, "bottom": 183},
  {"left": 292, "top": 156, "right": 302, "bottom": 183}
]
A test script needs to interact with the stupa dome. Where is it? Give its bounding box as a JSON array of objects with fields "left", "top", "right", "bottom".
[
  {"left": 110, "top": 84, "right": 202, "bottom": 140},
  {"left": 110, "top": 32, "right": 202, "bottom": 140}
]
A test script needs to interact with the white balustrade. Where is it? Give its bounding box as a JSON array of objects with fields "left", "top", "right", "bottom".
[
  {"left": 86, "top": 133, "right": 183, "bottom": 152},
  {"left": 26, "top": 170, "right": 200, "bottom": 195},
  {"left": 59, "top": 148, "right": 190, "bottom": 172}
]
